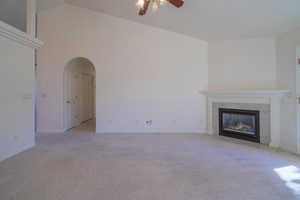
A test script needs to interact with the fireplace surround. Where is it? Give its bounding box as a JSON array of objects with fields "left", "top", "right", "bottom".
[
  {"left": 219, "top": 108, "right": 260, "bottom": 143},
  {"left": 203, "top": 90, "right": 289, "bottom": 148}
]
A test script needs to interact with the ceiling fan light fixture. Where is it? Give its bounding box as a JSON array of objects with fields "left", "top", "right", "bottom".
[
  {"left": 152, "top": 0, "right": 159, "bottom": 11},
  {"left": 137, "top": 0, "right": 184, "bottom": 16},
  {"left": 136, "top": 0, "right": 167, "bottom": 11},
  {"left": 160, "top": 0, "right": 167, "bottom": 5},
  {"left": 136, "top": 0, "right": 145, "bottom": 9}
]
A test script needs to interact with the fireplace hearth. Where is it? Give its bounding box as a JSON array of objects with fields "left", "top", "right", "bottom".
[{"left": 219, "top": 108, "right": 260, "bottom": 143}]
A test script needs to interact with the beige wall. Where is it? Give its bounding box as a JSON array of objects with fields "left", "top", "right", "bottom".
[
  {"left": 37, "top": 0, "right": 65, "bottom": 11},
  {"left": 208, "top": 38, "right": 277, "bottom": 90},
  {"left": 0, "top": 35, "right": 35, "bottom": 161},
  {"left": 37, "top": 4, "right": 208, "bottom": 133},
  {"left": 276, "top": 29, "right": 300, "bottom": 153},
  {"left": 207, "top": 36, "right": 299, "bottom": 153},
  {"left": 36, "top": 3, "right": 300, "bottom": 154}
]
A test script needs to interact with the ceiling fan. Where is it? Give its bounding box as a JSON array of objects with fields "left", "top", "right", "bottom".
[{"left": 137, "top": 0, "right": 184, "bottom": 16}]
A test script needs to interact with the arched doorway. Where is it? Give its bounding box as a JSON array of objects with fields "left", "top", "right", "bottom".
[{"left": 63, "top": 57, "right": 96, "bottom": 132}]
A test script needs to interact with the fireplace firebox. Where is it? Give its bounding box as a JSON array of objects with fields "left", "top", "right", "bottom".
[{"left": 219, "top": 108, "right": 260, "bottom": 143}]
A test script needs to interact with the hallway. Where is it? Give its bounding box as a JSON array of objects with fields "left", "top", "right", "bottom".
[
  {"left": 65, "top": 119, "right": 96, "bottom": 134},
  {"left": 1, "top": 124, "right": 300, "bottom": 200}
]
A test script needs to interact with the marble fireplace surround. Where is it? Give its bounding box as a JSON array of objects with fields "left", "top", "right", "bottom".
[
  {"left": 203, "top": 90, "right": 290, "bottom": 148},
  {"left": 213, "top": 103, "right": 270, "bottom": 144}
]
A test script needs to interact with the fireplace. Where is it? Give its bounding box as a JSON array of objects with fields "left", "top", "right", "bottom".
[{"left": 219, "top": 108, "right": 260, "bottom": 143}]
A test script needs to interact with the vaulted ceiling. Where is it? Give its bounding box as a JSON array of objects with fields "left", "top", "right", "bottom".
[
  {"left": 41, "top": 0, "right": 300, "bottom": 40},
  {"left": 37, "top": 0, "right": 65, "bottom": 11}
]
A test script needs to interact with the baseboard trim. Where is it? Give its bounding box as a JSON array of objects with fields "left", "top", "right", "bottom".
[
  {"left": 37, "top": 128, "right": 67, "bottom": 134},
  {"left": 95, "top": 132, "right": 207, "bottom": 135},
  {"left": 0, "top": 140, "right": 35, "bottom": 162}
]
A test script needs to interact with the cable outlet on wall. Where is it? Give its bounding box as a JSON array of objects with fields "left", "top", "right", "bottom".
[{"left": 145, "top": 120, "right": 152, "bottom": 126}]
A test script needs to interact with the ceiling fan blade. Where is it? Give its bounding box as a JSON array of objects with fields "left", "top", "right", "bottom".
[
  {"left": 167, "top": 0, "right": 184, "bottom": 8},
  {"left": 139, "top": 0, "right": 150, "bottom": 16}
]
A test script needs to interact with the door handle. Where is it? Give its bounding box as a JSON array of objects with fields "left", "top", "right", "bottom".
[{"left": 66, "top": 101, "right": 71, "bottom": 104}]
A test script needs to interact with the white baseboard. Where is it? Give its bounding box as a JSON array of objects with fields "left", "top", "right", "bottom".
[
  {"left": 0, "top": 140, "right": 35, "bottom": 162},
  {"left": 37, "top": 128, "right": 67, "bottom": 134},
  {"left": 95, "top": 131, "right": 207, "bottom": 135}
]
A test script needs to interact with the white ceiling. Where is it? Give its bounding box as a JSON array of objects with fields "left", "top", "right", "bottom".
[
  {"left": 47, "top": 0, "right": 300, "bottom": 40},
  {"left": 0, "top": 0, "right": 27, "bottom": 31}
]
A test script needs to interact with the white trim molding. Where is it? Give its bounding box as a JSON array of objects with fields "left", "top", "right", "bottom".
[
  {"left": 202, "top": 89, "right": 290, "bottom": 97},
  {"left": 0, "top": 20, "right": 43, "bottom": 49},
  {"left": 202, "top": 89, "right": 290, "bottom": 148},
  {"left": 26, "top": 0, "right": 37, "bottom": 37},
  {"left": 37, "top": 128, "right": 68, "bottom": 134}
]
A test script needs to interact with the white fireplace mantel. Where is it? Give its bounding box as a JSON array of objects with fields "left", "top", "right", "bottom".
[
  {"left": 202, "top": 89, "right": 290, "bottom": 148},
  {"left": 202, "top": 89, "right": 290, "bottom": 97}
]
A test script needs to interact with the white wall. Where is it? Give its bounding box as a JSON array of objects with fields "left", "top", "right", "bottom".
[
  {"left": 276, "top": 29, "right": 300, "bottom": 153},
  {"left": 208, "top": 37, "right": 300, "bottom": 153},
  {"left": 208, "top": 38, "right": 277, "bottom": 90},
  {"left": 0, "top": 0, "right": 27, "bottom": 32},
  {"left": 0, "top": 35, "right": 35, "bottom": 161},
  {"left": 36, "top": 3, "right": 300, "bottom": 154},
  {"left": 37, "top": 4, "right": 208, "bottom": 133},
  {"left": 37, "top": 0, "right": 65, "bottom": 11}
]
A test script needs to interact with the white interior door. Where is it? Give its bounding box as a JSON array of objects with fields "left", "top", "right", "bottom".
[
  {"left": 81, "top": 74, "right": 89, "bottom": 122},
  {"left": 65, "top": 70, "right": 95, "bottom": 130},
  {"left": 71, "top": 72, "right": 82, "bottom": 127},
  {"left": 87, "top": 75, "right": 94, "bottom": 120},
  {"left": 65, "top": 71, "right": 82, "bottom": 130},
  {"left": 92, "top": 76, "right": 96, "bottom": 118},
  {"left": 82, "top": 74, "right": 94, "bottom": 121},
  {"left": 297, "top": 47, "right": 300, "bottom": 153},
  {"left": 65, "top": 71, "right": 72, "bottom": 130}
]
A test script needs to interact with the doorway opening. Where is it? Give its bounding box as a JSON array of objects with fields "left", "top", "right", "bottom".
[
  {"left": 63, "top": 57, "right": 96, "bottom": 132},
  {"left": 297, "top": 47, "right": 300, "bottom": 153}
]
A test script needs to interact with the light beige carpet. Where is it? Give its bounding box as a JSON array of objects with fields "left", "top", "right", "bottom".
[{"left": 1, "top": 121, "right": 300, "bottom": 200}]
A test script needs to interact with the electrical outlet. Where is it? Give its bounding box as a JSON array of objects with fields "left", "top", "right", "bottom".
[{"left": 145, "top": 120, "right": 152, "bottom": 126}]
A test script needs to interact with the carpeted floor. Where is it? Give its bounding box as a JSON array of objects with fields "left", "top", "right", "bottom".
[{"left": 1, "top": 120, "right": 300, "bottom": 200}]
